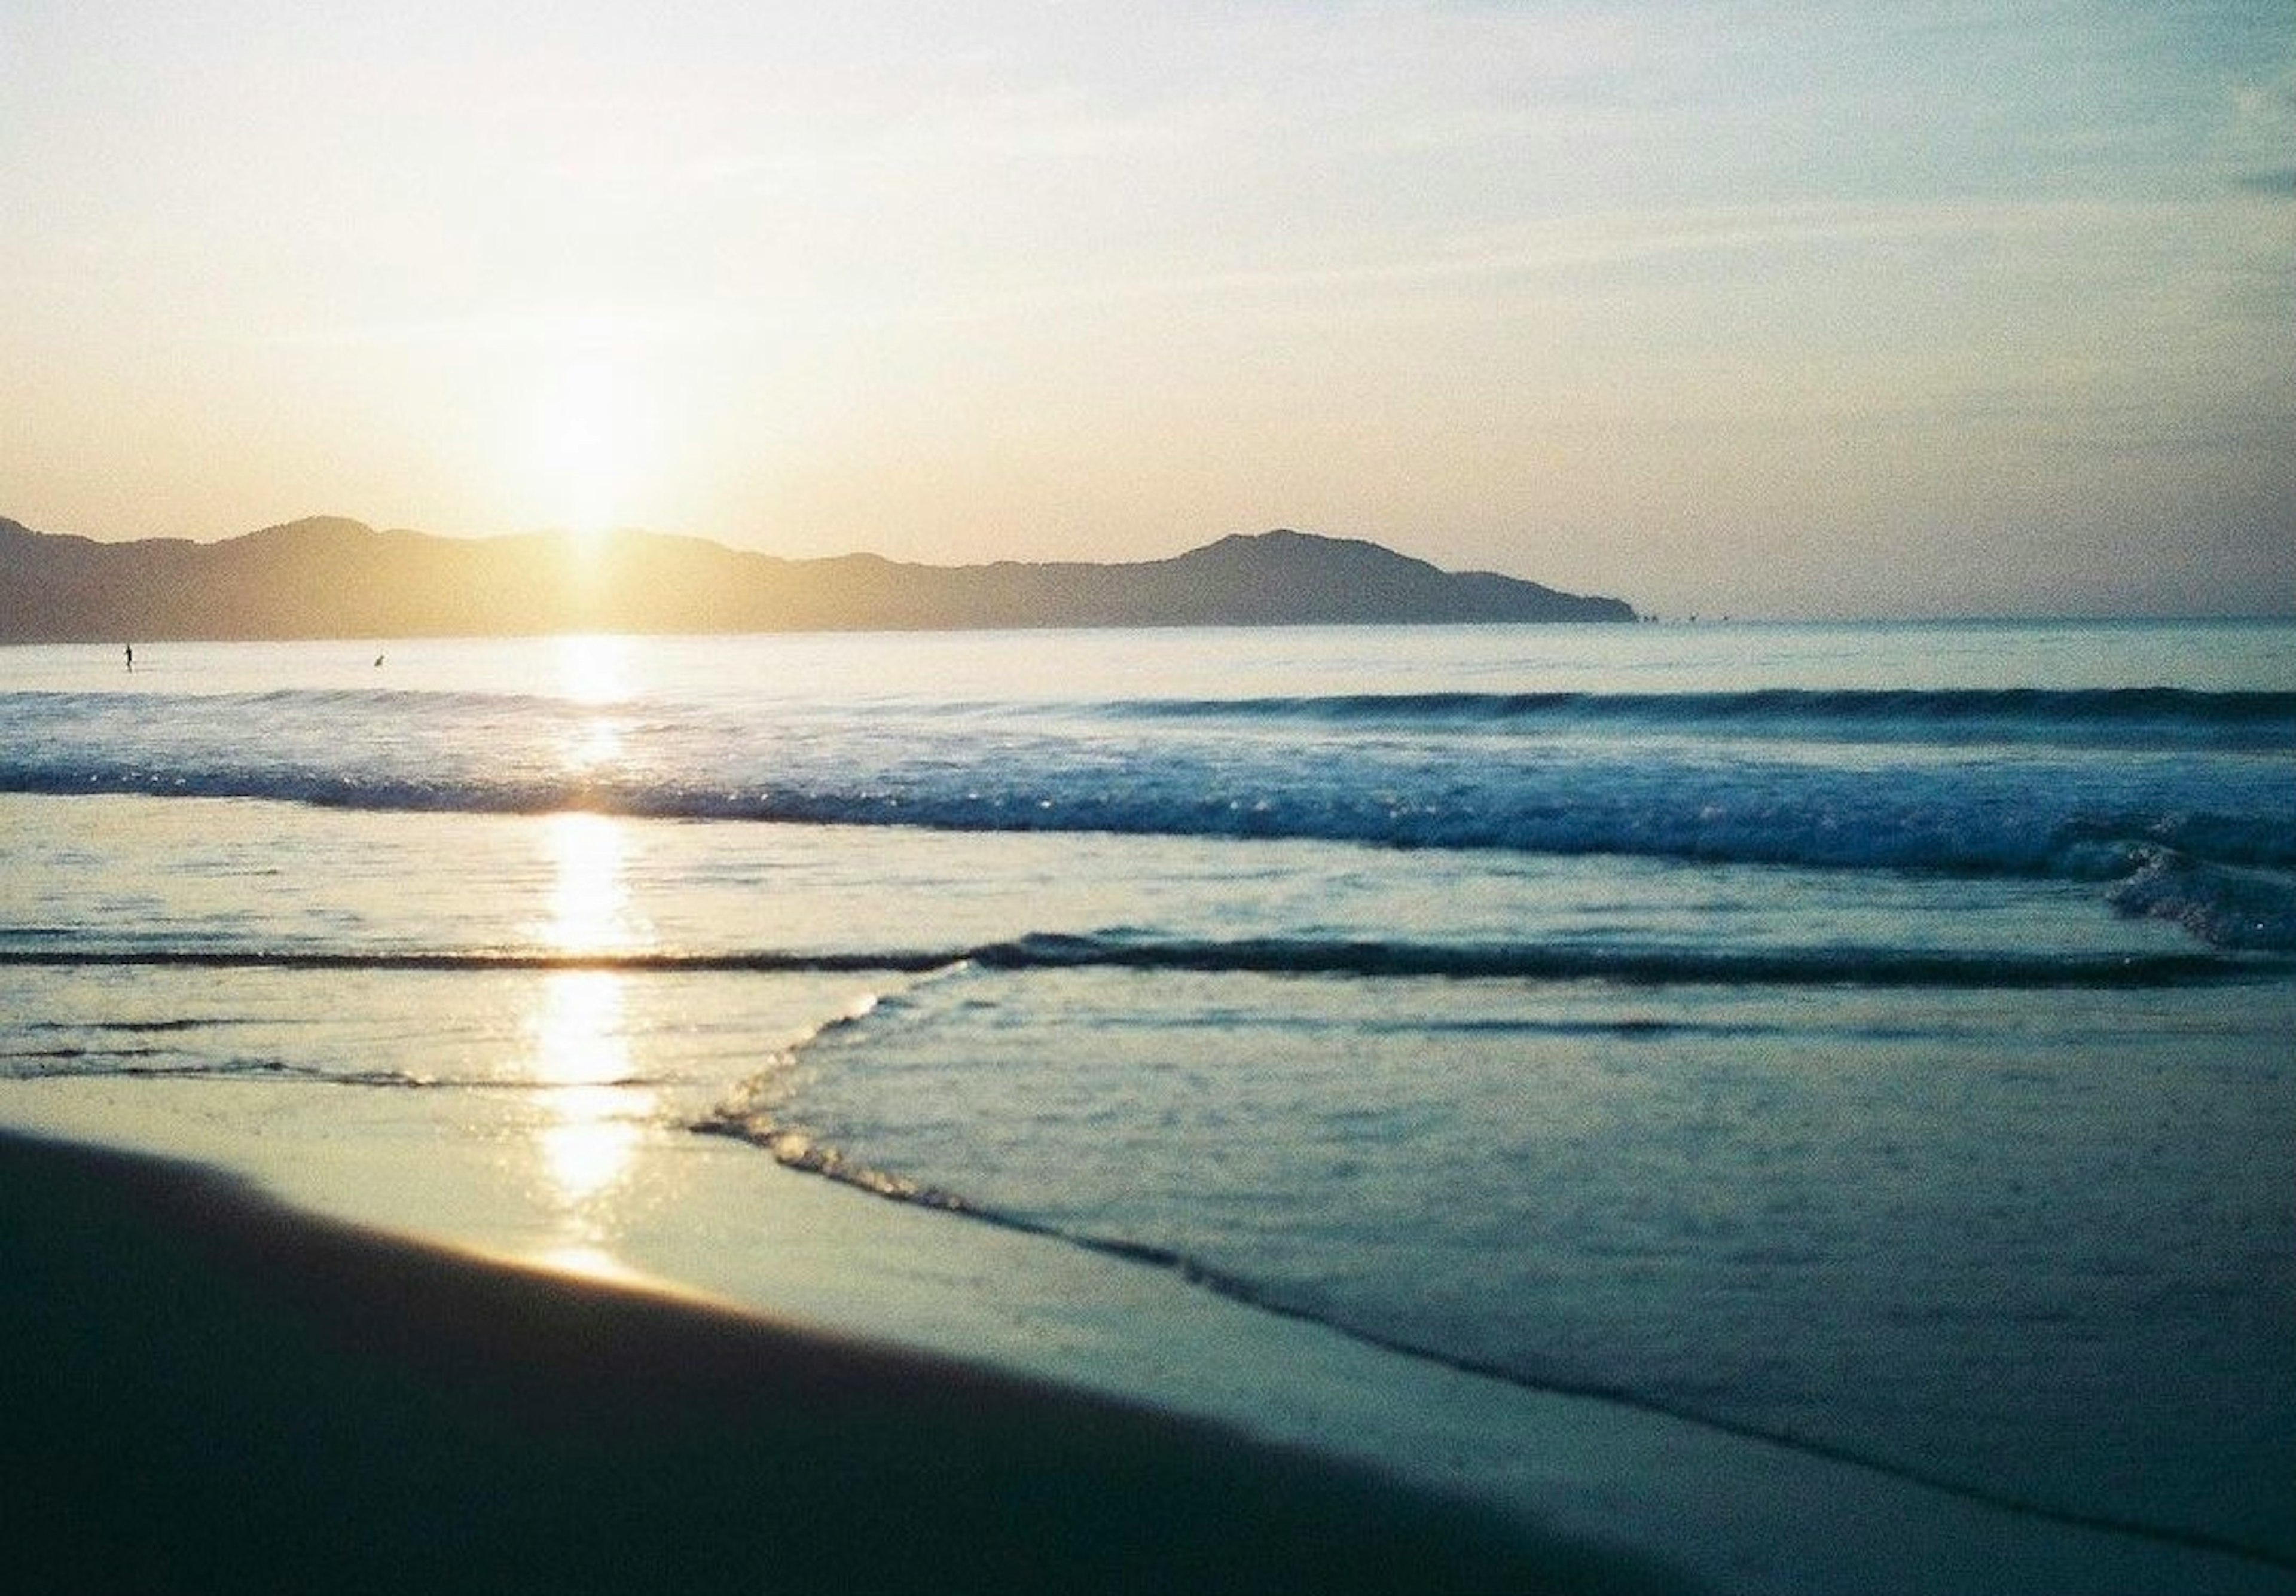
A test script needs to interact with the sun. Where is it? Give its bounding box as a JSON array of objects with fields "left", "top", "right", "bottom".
[{"left": 521, "top": 354, "right": 654, "bottom": 537}]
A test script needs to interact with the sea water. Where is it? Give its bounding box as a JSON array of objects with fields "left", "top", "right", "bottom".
[{"left": 2, "top": 622, "right": 2292, "bottom": 1566}]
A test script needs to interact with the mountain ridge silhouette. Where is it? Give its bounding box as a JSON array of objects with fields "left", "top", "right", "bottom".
[{"left": 0, "top": 515, "right": 1636, "bottom": 640}]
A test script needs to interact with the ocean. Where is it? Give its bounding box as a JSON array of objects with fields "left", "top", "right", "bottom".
[{"left": 4, "top": 620, "right": 2293, "bottom": 1571}]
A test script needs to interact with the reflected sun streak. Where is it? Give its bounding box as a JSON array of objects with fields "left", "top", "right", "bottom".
[
  {"left": 532, "top": 971, "right": 651, "bottom": 1206},
  {"left": 546, "top": 811, "right": 639, "bottom": 954},
  {"left": 527, "top": 803, "right": 658, "bottom": 1248}
]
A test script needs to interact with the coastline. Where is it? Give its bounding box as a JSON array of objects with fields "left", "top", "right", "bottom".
[
  {"left": 6, "top": 1083, "right": 2292, "bottom": 1595},
  {"left": 0, "top": 1125, "right": 1659, "bottom": 1596}
]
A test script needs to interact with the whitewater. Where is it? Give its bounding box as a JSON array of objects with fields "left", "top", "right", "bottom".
[{"left": 3, "top": 619, "right": 2292, "bottom": 1582}]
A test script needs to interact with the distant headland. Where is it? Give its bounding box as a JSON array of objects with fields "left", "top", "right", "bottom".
[{"left": 0, "top": 515, "right": 1637, "bottom": 641}]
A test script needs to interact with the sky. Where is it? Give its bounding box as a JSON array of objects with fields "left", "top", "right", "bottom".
[{"left": 3, "top": 1, "right": 2291, "bottom": 618}]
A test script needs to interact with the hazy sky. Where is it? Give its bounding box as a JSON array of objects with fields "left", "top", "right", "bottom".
[{"left": 5, "top": 1, "right": 2291, "bottom": 617}]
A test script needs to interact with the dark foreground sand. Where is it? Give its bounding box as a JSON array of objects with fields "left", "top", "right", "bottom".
[{"left": 0, "top": 1131, "right": 1680, "bottom": 1596}]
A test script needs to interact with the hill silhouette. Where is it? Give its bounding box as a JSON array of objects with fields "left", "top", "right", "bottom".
[{"left": 0, "top": 516, "right": 1636, "bottom": 641}]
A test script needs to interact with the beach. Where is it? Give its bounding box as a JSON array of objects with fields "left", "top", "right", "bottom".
[
  {"left": 8, "top": 1074, "right": 2292, "bottom": 1596},
  {"left": 6, "top": 1127, "right": 1677, "bottom": 1596},
  {"left": 5, "top": 623, "right": 2293, "bottom": 1593}
]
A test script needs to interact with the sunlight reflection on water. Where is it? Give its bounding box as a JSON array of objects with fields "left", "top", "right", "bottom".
[
  {"left": 554, "top": 631, "right": 634, "bottom": 707},
  {"left": 527, "top": 799, "right": 656, "bottom": 1253},
  {"left": 532, "top": 972, "right": 644, "bottom": 1202}
]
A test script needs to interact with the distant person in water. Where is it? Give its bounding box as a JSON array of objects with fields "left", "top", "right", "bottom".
[{"left": 124, "top": 644, "right": 133, "bottom": 672}]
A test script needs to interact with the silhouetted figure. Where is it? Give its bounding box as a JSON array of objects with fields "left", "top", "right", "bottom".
[
  {"left": 374, "top": 653, "right": 385, "bottom": 668},
  {"left": 124, "top": 644, "right": 133, "bottom": 672}
]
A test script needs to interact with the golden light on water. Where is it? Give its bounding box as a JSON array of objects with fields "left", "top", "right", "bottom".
[
  {"left": 566, "top": 716, "right": 623, "bottom": 772},
  {"left": 532, "top": 970, "right": 646, "bottom": 1206},
  {"left": 546, "top": 811, "right": 637, "bottom": 955},
  {"left": 526, "top": 787, "right": 655, "bottom": 1252},
  {"left": 555, "top": 631, "right": 633, "bottom": 708}
]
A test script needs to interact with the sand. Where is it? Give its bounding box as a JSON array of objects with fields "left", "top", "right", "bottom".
[
  {"left": 8, "top": 1080, "right": 2296, "bottom": 1595},
  {"left": 0, "top": 1129, "right": 1679, "bottom": 1596}
]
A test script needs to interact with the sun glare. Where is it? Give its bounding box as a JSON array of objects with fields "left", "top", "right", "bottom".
[{"left": 523, "top": 356, "right": 654, "bottom": 537}]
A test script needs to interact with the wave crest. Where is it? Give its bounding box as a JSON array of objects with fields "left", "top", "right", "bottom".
[{"left": 1119, "top": 687, "right": 2296, "bottom": 750}]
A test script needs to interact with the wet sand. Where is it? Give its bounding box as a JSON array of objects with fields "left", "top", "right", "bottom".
[{"left": 0, "top": 1129, "right": 1672, "bottom": 1595}]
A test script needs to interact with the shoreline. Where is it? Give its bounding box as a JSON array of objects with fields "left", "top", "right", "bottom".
[
  {"left": 6, "top": 1086, "right": 2292, "bottom": 1595},
  {"left": 0, "top": 1126, "right": 1667, "bottom": 1595}
]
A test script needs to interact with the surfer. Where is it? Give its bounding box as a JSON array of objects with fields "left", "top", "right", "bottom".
[{"left": 124, "top": 644, "right": 133, "bottom": 672}]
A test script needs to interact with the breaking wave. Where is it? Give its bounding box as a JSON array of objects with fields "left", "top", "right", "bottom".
[
  {"left": 7, "top": 679, "right": 2291, "bottom": 948},
  {"left": 1117, "top": 686, "right": 2296, "bottom": 750}
]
